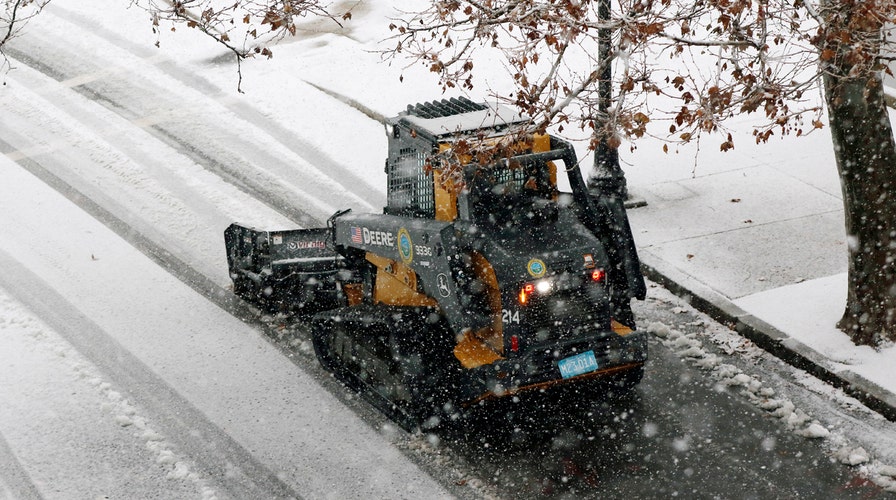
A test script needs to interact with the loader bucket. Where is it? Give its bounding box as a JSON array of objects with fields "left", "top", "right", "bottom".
[{"left": 224, "top": 223, "right": 345, "bottom": 312}]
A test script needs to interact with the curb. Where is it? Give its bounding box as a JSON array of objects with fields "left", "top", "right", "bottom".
[{"left": 637, "top": 248, "right": 896, "bottom": 422}]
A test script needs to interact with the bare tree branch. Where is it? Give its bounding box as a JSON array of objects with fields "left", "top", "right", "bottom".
[
  {"left": 385, "top": 0, "right": 836, "bottom": 151},
  {"left": 1, "top": 0, "right": 51, "bottom": 73}
]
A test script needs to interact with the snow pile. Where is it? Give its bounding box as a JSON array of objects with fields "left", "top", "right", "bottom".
[
  {"left": 876, "top": 465, "right": 896, "bottom": 492},
  {"left": 649, "top": 319, "right": 818, "bottom": 431},
  {"left": 645, "top": 319, "right": 896, "bottom": 493}
]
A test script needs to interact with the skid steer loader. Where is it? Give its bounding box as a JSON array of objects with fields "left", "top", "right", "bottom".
[{"left": 224, "top": 97, "right": 647, "bottom": 428}]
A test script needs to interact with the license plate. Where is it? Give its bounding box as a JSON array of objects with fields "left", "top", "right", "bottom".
[{"left": 558, "top": 350, "right": 598, "bottom": 379}]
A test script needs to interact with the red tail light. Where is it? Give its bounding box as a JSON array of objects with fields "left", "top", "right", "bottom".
[
  {"left": 511, "top": 335, "right": 519, "bottom": 352},
  {"left": 591, "top": 269, "right": 605, "bottom": 282}
]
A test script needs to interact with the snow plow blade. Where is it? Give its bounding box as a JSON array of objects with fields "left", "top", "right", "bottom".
[{"left": 224, "top": 223, "right": 345, "bottom": 312}]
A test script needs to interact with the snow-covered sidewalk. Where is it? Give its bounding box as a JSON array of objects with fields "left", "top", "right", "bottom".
[{"left": 625, "top": 113, "right": 896, "bottom": 421}]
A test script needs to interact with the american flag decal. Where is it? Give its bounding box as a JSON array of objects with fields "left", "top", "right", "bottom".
[{"left": 350, "top": 226, "right": 363, "bottom": 244}]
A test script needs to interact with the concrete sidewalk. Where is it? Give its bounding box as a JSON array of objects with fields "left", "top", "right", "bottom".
[{"left": 620, "top": 116, "right": 896, "bottom": 421}]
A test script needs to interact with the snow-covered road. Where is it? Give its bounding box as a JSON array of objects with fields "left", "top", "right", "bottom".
[
  {"left": 0, "top": 149, "right": 453, "bottom": 498},
  {"left": 0, "top": 2, "right": 465, "bottom": 498}
]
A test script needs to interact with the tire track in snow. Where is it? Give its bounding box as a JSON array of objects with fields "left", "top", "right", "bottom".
[
  {"left": 0, "top": 135, "right": 258, "bottom": 326},
  {"left": 4, "top": 7, "right": 383, "bottom": 224},
  {"left": 0, "top": 62, "right": 303, "bottom": 285},
  {"left": 0, "top": 156, "right": 297, "bottom": 498},
  {"left": 0, "top": 432, "right": 42, "bottom": 500},
  {"left": 0, "top": 289, "right": 216, "bottom": 500},
  {"left": 0, "top": 250, "right": 299, "bottom": 499},
  {"left": 46, "top": 2, "right": 385, "bottom": 207},
  {"left": 4, "top": 44, "right": 324, "bottom": 229}
]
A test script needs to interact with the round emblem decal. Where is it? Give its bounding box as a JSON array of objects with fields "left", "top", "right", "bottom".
[
  {"left": 397, "top": 228, "right": 413, "bottom": 264},
  {"left": 527, "top": 258, "right": 547, "bottom": 278},
  {"left": 437, "top": 273, "right": 451, "bottom": 297}
]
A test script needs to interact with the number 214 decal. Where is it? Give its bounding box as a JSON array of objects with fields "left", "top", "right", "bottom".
[{"left": 502, "top": 309, "right": 520, "bottom": 324}]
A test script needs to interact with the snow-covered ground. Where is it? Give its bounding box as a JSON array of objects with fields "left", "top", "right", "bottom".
[
  {"left": 2, "top": 0, "right": 896, "bottom": 497},
  {"left": 736, "top": 274, "right": 896, "bottom": 399}
]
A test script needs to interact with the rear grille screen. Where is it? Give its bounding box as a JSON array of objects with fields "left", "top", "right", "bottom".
[{"left": 386, "top": 150, "right": 435, "bottom": 218}]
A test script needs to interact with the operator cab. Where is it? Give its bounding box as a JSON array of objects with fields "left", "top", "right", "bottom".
[
  {"left": 383, "top": 97, "right": 563, "bottom": 226},
  {"left": 465, "top": 156, "right": 559, "bottom": 227}
]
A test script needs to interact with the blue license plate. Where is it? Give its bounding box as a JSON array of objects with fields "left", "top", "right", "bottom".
[{"left": 558, "top": 350, "right": 598, "bottom": 379}]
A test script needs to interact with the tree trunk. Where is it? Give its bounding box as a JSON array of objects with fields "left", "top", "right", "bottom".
[{"left": 823, "top": 71, "right": 896, "bottom": 345}]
